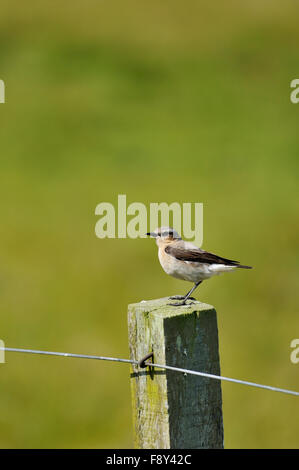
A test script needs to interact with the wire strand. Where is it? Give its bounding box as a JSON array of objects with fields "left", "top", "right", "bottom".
[
  {"left": 146, "top": 361, "right": 299, "bottom": 397},
  {"left": 1, "top": 347, "right": 138, "bottom": 365},
  {"left": 1, "top": 346, "right": 298, "bottom": 397}
]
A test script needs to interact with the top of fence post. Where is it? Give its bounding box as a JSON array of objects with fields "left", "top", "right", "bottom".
[{"left": 128, "top": 297, "right": 224, "bottom": 449}]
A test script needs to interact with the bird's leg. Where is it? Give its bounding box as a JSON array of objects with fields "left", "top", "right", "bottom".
[
  {"left": 168, "top": 281, "right": 202, "bottom": 306},
  {"left": 184, "top": 281, "right": 202, "bottom": 300},
  {"left": 169, "top": 283, "right": 200, "bottom": 301}
]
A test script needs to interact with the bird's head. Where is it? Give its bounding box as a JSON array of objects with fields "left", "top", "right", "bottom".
[{"left": 146, "top": 227, "right": 181, "bottom": 246}]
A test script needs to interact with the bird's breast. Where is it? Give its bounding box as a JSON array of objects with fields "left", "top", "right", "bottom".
[{"left": 158, "top": 247, "right": 199, "bottom": 281}]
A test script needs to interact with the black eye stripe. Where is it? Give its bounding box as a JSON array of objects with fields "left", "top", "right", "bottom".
[{"left": 162, "top": 231, "right": 173, "bottom": 237}]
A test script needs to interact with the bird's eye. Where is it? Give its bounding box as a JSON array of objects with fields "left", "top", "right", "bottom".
[{"left": 162, "top": 231, "right": 173, "bottom": 237}]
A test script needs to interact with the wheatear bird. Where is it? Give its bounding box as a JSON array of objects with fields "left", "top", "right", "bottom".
[{"left": 147, "top": 227, "right": 252, "bottom": 306}]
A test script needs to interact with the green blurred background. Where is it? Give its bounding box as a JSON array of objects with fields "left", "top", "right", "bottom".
[{"left": 0, "top": 0, "right": 298, "bottom": 448}]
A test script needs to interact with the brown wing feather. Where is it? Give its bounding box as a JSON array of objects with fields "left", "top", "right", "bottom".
[{"left": 165, "top": 245, "right": 240, "bottom": 266}]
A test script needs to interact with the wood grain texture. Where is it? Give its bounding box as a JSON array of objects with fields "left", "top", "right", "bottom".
[{"left": 128, "top": 297, "right": 224, "bottom": 449}]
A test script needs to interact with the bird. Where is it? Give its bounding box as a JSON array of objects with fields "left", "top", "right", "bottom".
[{"left": 146, "top": 227, "right": 252, "bottom": 306}]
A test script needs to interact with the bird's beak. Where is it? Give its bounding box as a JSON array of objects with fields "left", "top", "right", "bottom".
[{"left": 146, "top": 232, "right": 157, "bottom": 237}]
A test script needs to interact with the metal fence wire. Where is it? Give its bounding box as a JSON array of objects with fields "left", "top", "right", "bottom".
[{"left": 0, "top": 346, "right": 298, "bottom": 397}]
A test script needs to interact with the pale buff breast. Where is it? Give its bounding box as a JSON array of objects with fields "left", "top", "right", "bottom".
[{"left": 158, "top": 246, "right": 210, "bottom": 282}]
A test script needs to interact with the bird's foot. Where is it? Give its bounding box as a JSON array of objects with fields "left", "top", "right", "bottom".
[
  {"left": 167, "top": 300, "right": 196, "bottom": 307},
  {"left": 168, "top": 295, "right": 196, "bottom": 301}
]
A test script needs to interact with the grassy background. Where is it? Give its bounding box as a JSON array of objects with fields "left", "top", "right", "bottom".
[{"left": 0, "top": 0, "right": 298, "bottom": 448}]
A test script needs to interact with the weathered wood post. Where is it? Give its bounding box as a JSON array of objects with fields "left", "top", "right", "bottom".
[{"left": 128, "top": 297, "right": 224, "bottom": 449}]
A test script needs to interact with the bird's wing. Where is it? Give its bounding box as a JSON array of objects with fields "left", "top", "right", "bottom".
[{"left": 165, "top": 245, "right": 240, "bottom": 266}]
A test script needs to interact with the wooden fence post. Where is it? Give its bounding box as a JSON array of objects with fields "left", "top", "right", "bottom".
[{"left": 128, "top": 297, "right": 224, "bottom": 449}]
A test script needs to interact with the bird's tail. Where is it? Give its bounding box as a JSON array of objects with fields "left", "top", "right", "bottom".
[{"left": 236, "top": 264, "right": 253, "bottom": 269}]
